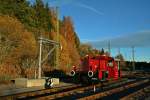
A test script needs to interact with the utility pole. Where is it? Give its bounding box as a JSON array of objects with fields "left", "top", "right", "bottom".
[
  {"left": 118, "top": 47, "right": 120, "bottom": 55},
  {"left": 132, "top": 46, "right": 135, "bottom": 71},
  {"left": 118, "top": 47, "right": 121, "bottom": 60},
  {"left": 108, "top": 40, "right": 111, "bottom": 56},
  {"left": 56, "top": 7, "right": 59, "bottom": 69},
  {"left": 38, "top": 37, "right": 42, "bottom": 79}
]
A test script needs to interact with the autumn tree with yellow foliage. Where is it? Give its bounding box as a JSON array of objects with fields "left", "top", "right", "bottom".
[{"left": 0, "top": 0, "right": 81, "bottom": 80}]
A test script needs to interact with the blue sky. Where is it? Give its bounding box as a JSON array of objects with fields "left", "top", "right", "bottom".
[{"left": 29, "top": 0, "right": 150, "bottom": 62}]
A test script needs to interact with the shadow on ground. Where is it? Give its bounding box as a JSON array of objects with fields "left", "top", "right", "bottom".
[{"left": 44, "top": 69, "right": 79, "bottom": 84}]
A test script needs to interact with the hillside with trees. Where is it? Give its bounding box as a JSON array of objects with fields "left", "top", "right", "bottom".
[
  {"left": 0, "top": 0, "right": 120, "bottom": 81},
  {"left": 0, "top": 0, "right": 81, "bottom": 80}
]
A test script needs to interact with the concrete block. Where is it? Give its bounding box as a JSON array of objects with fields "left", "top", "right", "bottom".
[
  {"left": 51, "top": 78, "right": 59, "bottom": 85},
  {"left": 27, "top": 79, "right": 45, "bottom": 87},
  {"left": 15, "top": 78, "right": 27, "bottom": 88},
  {"left": 15, "top": 78, "right": 45, "bottom": 88}
]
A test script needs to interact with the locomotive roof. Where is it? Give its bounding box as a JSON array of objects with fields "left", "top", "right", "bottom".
[{"left": 89, "top": 55, "right": 114, "bottom": 60}]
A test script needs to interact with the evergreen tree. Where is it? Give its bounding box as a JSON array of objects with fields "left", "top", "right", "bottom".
[
  {"left": 115, "top": 54, "right": 124, "bottom": 61},
  {"left": 100, "top": 48, "right": 105, "bottom": 55}
]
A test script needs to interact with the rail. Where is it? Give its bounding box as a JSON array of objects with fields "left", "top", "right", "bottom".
[
  {"left": 0, "top": 84, "right": 81, "bottom": 100},
  {"left": 35, "top": 78, "right": 127, "bottom": 100},
  {"left": 120, "top": 85, "right": 150, "bottom": 100},
  {"left": 78, "top": 79, "right": 149, "bottom": 100}
]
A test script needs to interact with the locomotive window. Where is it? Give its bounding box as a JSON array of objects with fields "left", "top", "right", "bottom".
[
  {"left": 92, "top": 57, "right": 96, "bottom": 59},
  {"left": 108, "top": 60, "right": 113, "bottom": 67}
]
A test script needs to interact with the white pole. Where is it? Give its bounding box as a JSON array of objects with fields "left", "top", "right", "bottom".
[{"left": 93, "top": 85, "right": 96, "bottom": 92}]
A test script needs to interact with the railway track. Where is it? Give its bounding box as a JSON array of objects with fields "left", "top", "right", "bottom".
[
  {"left": 35, "top": 78, "right": 149, "bottom": 100},
  {"left": 1, "top": 78, "right": 149, "bottom": 100},
  {"left": 120, "top": 85, "right": 150, "bottom": 100},
  {"left": 0, "top": 84, "right": 82, "bottom": 100},
  {"left": 78, "top": 79, "right": 150, "bottom": 100},
  {"left": 24, "top": 78, "right": 129, "bottom": 100},
  {"left": 0, "top": 78, "right": 127, "bottom": 100}
]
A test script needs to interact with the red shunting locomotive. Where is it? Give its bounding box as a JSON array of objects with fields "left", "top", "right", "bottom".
[{"left": 70, "top": 55, "right": 121, "bottom": 82}]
